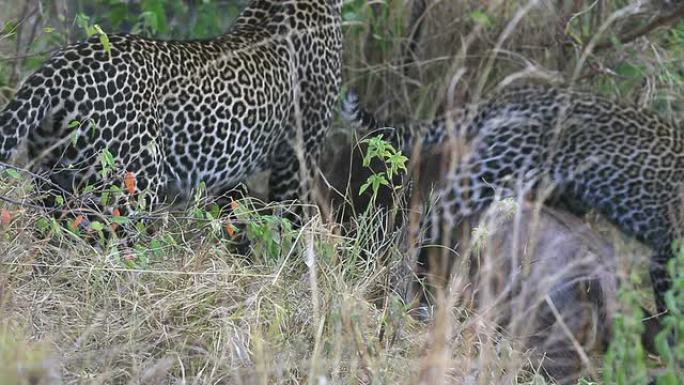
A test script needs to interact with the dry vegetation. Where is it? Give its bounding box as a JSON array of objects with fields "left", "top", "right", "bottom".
[{"left": 1, "top": 0, "right": 684, "bottom": 384}]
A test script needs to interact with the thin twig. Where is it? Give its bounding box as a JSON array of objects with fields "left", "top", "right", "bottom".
[
  {"left": 593, "top": 5, "right": 684, "bottom": 51},
  {"left": 0, "top": 50, "right": 57, "bottom": 62},
  {"left": 0, "top": 194, "right": 49, "bottom": 211}
]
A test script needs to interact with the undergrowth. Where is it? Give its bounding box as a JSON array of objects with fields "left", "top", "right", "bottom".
[{"left": 1, "top": 0, "right": 684, "bottom": 384}]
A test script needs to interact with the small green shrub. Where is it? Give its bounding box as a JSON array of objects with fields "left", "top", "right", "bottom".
[
  {"left": 605, "top": 245, "right": 684, "bottom": 385},
  {"left": 603, "top": 273, "right": 649, "bottom": 385},
  {"left": 652, "top": 244, "right": 684, "bottom": 385},
  {"left": 359, "top": 135, "right": 408, "bottom": 210}
]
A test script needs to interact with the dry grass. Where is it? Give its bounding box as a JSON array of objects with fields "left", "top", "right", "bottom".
[
  {"left": 0, "top": 199, "right": 540, "bottom": 385},
  {"left": 2, "top": 191, "right": 653, "bottom": 385},
  {"left": 2, "top": 0, "right": 683, "bottom": 384}
]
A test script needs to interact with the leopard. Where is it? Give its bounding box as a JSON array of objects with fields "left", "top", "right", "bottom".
[
  {"left": 342, "top": 84, "right": 684, "bottom": 318},
  {"left": 0, "top": 0, "right": 342, "bottom": 223}
]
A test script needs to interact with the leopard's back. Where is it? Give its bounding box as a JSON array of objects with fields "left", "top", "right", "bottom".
[
  {"left": 453, "top": 86, "right": 684, "bottom": 250},
  {"left": 1, "top": 0, "right": 343, "bottom": 205}
]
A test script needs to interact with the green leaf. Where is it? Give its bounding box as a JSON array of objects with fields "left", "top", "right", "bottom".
[
  {"left": 36, "top": 217, "right": 50, "bottom": 233},
  {"left": 100, "top": 191, "right": 110, "bottom": 206},
  {"left": 99, "top": 148, "right": 115, "bottom": 178},
  {"left": 75, "top": 14, "right": 92, "bottom": 36},
  {"left": 104, "top": 149, "right": 114, "bottom": 167},
  {"left": 616, "top": 63, "right": 643, "bottom": 79},
  {"left": 111, "top": 216, "right": 130, "bottom": 225},
  {"left": 2, "top": 20, "right": 18, "bottom": 37},
  {"left": 150, "top": 239, "right": 163, "bottom": 257},
  {"left": 50, "top": 218, "right": 61, "bottom": 233},
  {"left": 163, "top": 233, "right": 177, "bottom": 247},
  {"left": 470, "top": 10, "right": 493, "bottom": 28},
  {"left": 93, "top": 24, "right": 111, "bottom": 56},
  {"left": 89, "top": 119, "right": 97, "bottom": 137},
  {"left": 209, "top": 203, "right": 221, "bottom": 219},
  {"left": 359, "top": 181, "right": 370, "bottom": 195},
  {"left": 110, "top": 185, "right": 122, "bottom": 196},
  {"left": 89, "top": 221, "right": 104, "bottom": 231},
  {"left": 3, "top": 168, "right": 20, "bottom": 179},
  {"left": 387, "top": 152, "right": 408, "bottom": 177},
  {"left": 192, "top": 208, "right": 204, "bottom": 219}
]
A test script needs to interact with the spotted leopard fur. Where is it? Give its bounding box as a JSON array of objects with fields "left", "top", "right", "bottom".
[
  {"left": 0, "top": 0, "right": 342, "bottom": 213},
  {"left": 343, "top": 85, "right": 684, "bottom": 314},
  {"left": 341, "top": 88, "right": 451, "bottom": 152}
]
